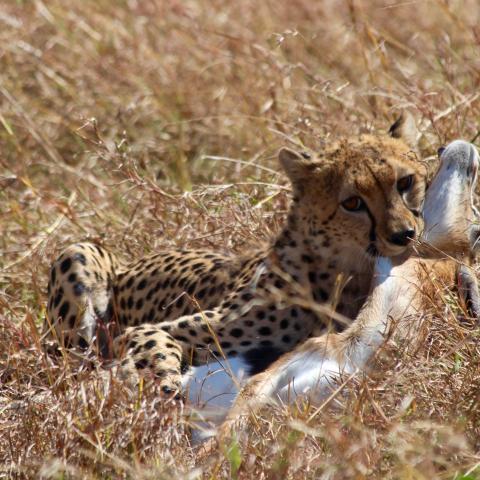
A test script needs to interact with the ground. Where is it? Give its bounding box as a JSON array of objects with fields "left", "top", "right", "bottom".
[{"left": 0, "top": 1, "right": 480, "bottom": 478}]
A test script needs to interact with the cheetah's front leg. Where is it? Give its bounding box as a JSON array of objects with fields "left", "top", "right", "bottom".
[
  {"left": 113, "top": 324, "right": 186, "bottom": 396},
  {"left": 113, "top": 307, "right": 229, "bottom": 395},
  {"left": 113, "top": 301, "right": 271, "bottom": 398}
]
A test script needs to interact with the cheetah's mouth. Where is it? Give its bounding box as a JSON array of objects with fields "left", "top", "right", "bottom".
[
  {"left": 376, "top": 237, "right": 414, "bottom": 258},
  {"left": 366, "top": 243, "right": 379, "bottom": 258},
  {"left": 371, "top": 237, "right": 414, "bottom": 258},
  {"left": 367, "top": 241, "right": 409, "bottom": 259}
]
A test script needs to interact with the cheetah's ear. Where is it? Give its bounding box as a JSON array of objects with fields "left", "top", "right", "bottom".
[
  {"left": 388, "top": 111, "right": 419, "bottom": 149},
  {"left": 279, "top": 148, "right": 314, "bottom": 185}
]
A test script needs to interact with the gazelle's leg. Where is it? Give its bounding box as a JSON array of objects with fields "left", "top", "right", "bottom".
[
  {"left": 422, "top": 140, "right": 479, "bottom": 252},
  {"left": 220, "top": 141, "right": 480, "bottom": 435},
  {"left": 271, "top": 140, "right": 480, "bottom": 401},
  {"left": 457, "top": 264, "right": 480, "bottom": 319},
  {"left": 218, "top": 256, "right": 428, "bottom": 438},
  {"left": 239, "top": 141, "right": 480, "bottom": 403},
  {"left": 238, "top": 257, "right": 418, "bottom": 402},
  {"left": 421, "top": 140, "right": 480, "bottom": 320}
]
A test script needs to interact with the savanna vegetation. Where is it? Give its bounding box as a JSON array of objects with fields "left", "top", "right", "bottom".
[{"left": 1, "top": 0, "right": 479, "bottom": 478}]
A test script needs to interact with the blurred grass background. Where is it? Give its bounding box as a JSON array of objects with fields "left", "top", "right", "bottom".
[{"left": 1, "top": 0, "right": 480, "bottom": 478}]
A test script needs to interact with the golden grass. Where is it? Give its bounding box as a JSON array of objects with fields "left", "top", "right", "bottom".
[{"left": 1, "top": 0, "right": 480, "bottom": 478}]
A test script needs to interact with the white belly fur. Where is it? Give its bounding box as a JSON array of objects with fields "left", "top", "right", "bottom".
[
  {"left": 182, "top": 356, "right": 250, "bottom": 440},
  {"left": 276, "top": 354, "right": 346, "bottom": 403}
]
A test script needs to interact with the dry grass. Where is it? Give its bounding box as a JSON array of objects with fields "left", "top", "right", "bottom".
[{"left": 1, "top": 0, "right": 480, "bottom": 478}]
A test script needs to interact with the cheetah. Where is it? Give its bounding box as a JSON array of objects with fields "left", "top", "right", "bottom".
[
  {"left": 46, "top": 113, "right": 433, "bottom": 398},
  {"left": 219, "top": 139, "right": 480, "bottom": 439}
]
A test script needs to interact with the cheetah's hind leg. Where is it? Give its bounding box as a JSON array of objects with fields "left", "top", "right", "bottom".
[{"left": 44, "top": 242, "right": 122, "bottom": 357}]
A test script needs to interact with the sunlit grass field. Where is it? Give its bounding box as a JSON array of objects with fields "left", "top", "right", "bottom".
[{"left": 1, "top": 0, "right": 480, "bottom": 478}]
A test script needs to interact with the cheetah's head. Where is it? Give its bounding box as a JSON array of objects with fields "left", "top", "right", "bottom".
[{"left": 279, "top": 113, "right": 427, "bottom": 259}]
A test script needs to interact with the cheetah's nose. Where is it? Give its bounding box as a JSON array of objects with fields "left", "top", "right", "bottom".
[{"left": 389, "top": 228, "right": 416, "bottom": 246}]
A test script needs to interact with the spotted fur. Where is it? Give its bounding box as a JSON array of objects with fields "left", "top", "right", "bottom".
[
  {"left": 217, "top": 139, "right": 480, "bottom": 441},
  {"left": 44, "top": 115, "right": 429, "bottom": 394}
]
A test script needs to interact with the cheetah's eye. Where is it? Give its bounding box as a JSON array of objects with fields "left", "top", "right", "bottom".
[
  {"left": 397, "top": 174, "right": 414, "bottom": 193},
  {"left": 341, "top": 196, "right": 365, "bottom": 212}
]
